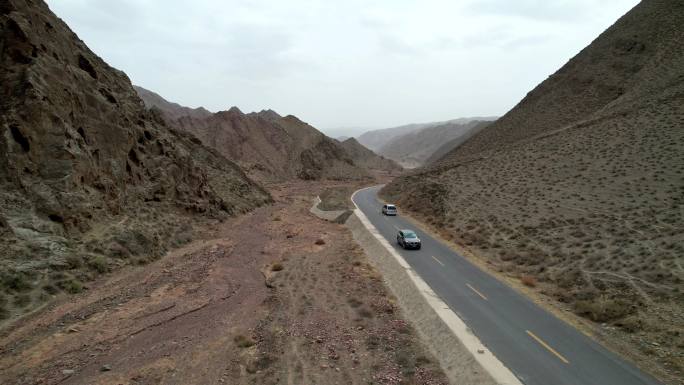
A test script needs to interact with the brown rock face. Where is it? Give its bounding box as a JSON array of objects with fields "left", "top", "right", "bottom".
[
  {"left": 0, "top": 0, "right": 270, "bottom": 321},
  {"left": 135, "top": 86, "right": 372, "bottom": 182}
]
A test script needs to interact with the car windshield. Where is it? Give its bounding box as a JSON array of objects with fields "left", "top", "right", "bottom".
[{"left": 404, "top": 232, "right": 417, "bottom": 238}]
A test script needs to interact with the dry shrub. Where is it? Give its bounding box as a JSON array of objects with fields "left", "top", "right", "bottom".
[
  {"left": 13, "top": 293, "right": 31, "bottom": 308},
  {"left": 58, "top": 278, "right": 84, "bottom": 294},
  {"left": 521, "top": 275, "right": 537, "bottom": 287},
  {"left": 357, "top": 306, "right": 373, "bottom": 318},
  {"left": 271, "top": 262, "right": 284, "bottom": 272},
  {"left": 574, "top": 297, "right": 633, "bottom": 323},
  {"left": 234, "top": 334, "right": 255, "bottom": 348},
  {"left": 614, "top": 314, "right": 643, "bottom": 333},
  {"left": 348, "top": 298, "right": 363, "bottom": 308},
  {"left": 314, "top": 238, "right": 325, "bottom": 245}
]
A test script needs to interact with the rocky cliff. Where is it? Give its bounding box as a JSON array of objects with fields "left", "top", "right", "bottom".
[{"left": 0, "top": 0, "right": 271, "bottom": 322}]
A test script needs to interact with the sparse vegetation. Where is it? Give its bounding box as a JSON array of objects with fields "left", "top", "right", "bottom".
[
  {"left": 58, "top": 278, "right": 84, "bottom": 294},
  {"left": 65, "top": 254, "right": 83, "bottom": 269},
  {"left": 1, "top": 271, "right": 32, "bottom": 292},
  {"left": 88, "top": 255, "right": 109, "bottom": 274}
]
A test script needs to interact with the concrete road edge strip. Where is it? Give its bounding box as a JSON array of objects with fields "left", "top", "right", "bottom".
[
  {"left": 345, "top": 187, "right": 523, "bottom": 385},
  {"left": 309, "top": 196, "right": 348, "bottom": 222}
]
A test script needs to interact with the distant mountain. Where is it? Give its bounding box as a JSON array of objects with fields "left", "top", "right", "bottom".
[
  {"left": 357, "top": 117, "right": 497, "bottom": 152},
  {"left": 423, "top": 121, "right": 492, "bottom": 165},
  {"left": 378, "top": 120, "right": 491, "bottom": 168},
  {"left": 0, "top": 0, "right": 270, "bottom": 322},
  {"left": 382, "top": 1, "right": 683, "bottom": 379},
  {"left": 336, "top": 136, "right": 350, "bottom": 141},
  {"left": 135, "top": 87, "right": 370, "bottom": 182},
  {"left": 338, "top": 138, "right": 402, "bottom": 172},
  {"left": 357, "top": 123, "right": 434, "bottom": 152}
]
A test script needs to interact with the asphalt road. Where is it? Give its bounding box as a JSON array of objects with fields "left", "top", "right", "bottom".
[{"left": 353, "top": 186, "right": 662, "bottom": 385}]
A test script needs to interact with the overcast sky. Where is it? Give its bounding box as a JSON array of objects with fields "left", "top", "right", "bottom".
[{"left": 47, "top": 0, "right": 639, "bottom": 137}]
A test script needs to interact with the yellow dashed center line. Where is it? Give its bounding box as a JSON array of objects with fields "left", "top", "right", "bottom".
[
  {"left": 526, "top": 330, "right": 570, "bottom": 364},
  {"left": 466, "top": 283, "right": 488, "bottom": 300},
  {"left": 431, "top": 256, "right": 445, "bottom": 266}
]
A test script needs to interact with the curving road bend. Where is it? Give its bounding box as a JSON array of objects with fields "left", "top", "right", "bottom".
[{"left": 353, "top": 186, "right": 662, "bottom": 385}]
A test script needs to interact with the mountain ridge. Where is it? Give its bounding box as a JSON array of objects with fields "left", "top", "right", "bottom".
[
  {"left": 135, "top": 85, "right": 396, "bottom": 182},
  {"left": 377, "top": 120, "right": 491, "bottom": 168},
  {"left": 356, "top": 116, "right": 497, "bottom": 152}
]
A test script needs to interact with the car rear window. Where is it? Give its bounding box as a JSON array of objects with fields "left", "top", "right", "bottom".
[{"left": 387, "top": 205, "right": 396, "bottom": 209}]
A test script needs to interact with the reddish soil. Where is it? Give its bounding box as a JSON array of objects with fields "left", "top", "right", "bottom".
[{"left": 0, "top": 181, "right": 446, "bottom": 385}]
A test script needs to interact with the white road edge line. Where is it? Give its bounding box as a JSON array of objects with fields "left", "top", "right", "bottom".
[
  {"left": 351, "top": 186, "right": 523, "bottom": 385},
  {"left": 431, "top": 256, "right": 445, "bottom": 266}
]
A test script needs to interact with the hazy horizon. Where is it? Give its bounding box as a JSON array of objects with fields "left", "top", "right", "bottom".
[{"left": 47, "top": 0, "right": 639, "bottom": 136}]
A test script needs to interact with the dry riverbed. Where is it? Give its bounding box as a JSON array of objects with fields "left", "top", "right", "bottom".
[{"left": 0, "top": 181, "right": 447, "bottom": 385}]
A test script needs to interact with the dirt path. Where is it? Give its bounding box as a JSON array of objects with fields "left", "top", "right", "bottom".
[{"left": 0, "top": 181, "right": 447, "bottom": 385}]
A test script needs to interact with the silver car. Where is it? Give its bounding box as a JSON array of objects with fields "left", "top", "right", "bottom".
[{"left": 382, "top": 204, "right": 397, "bottom": 216}]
